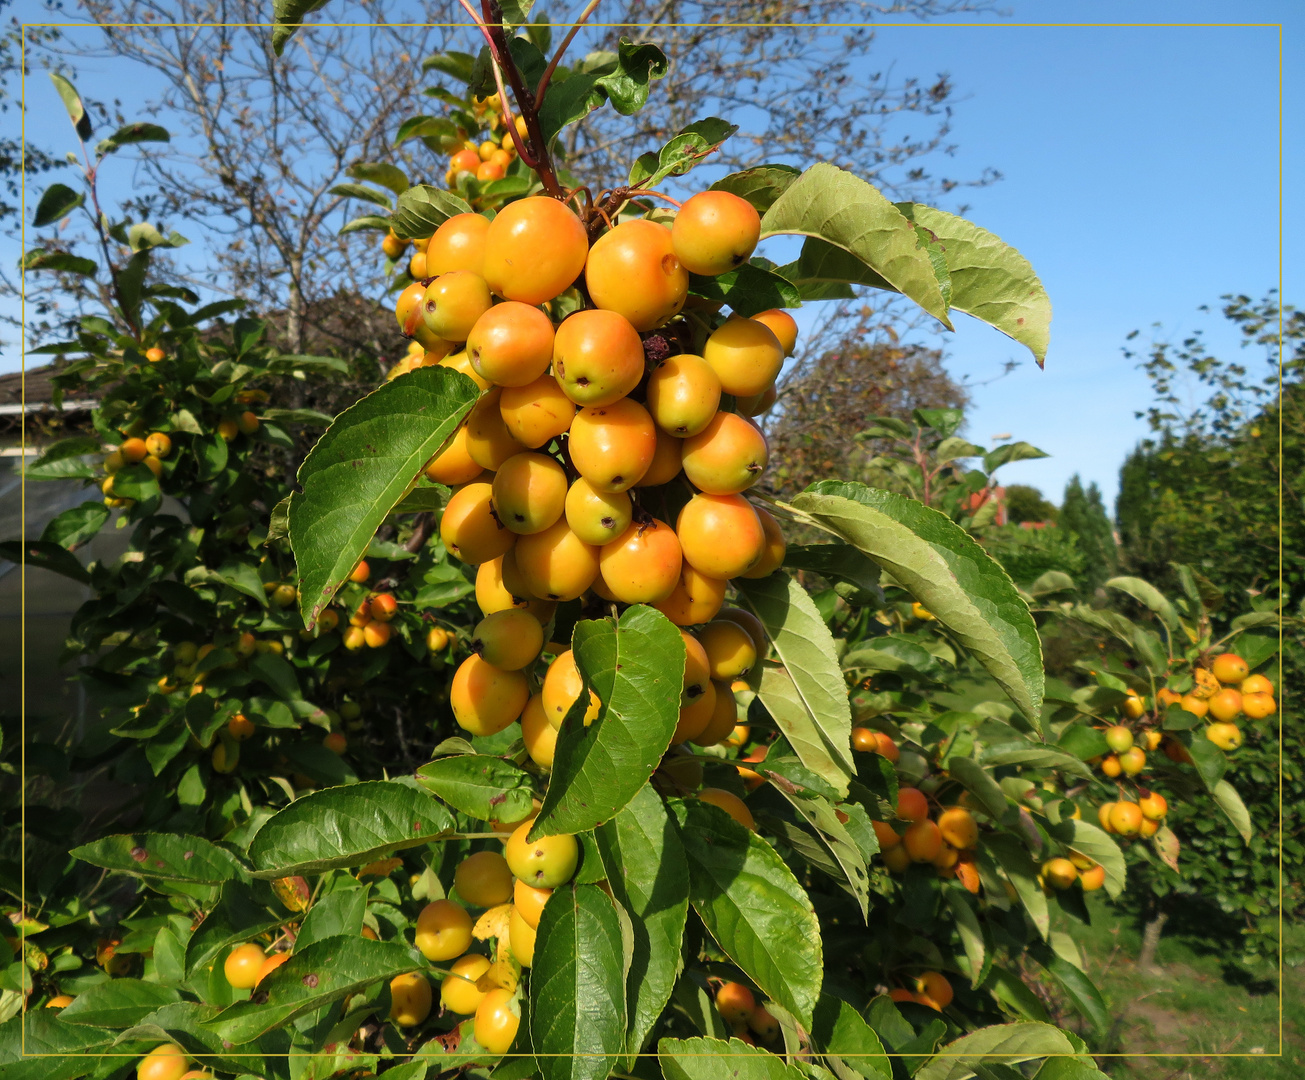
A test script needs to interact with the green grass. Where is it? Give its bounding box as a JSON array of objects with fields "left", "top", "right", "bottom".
[{"left": 1060, "top": 896, "right": 1303, "bottom": 1077}]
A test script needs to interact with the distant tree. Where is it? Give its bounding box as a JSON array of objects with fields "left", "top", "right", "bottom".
[
  {"left": 1004, "top": 483, "right": 1057, "bottom": 524},
  {"left": 1060, "top": 474, "right": 1115, "bottom": 592}
]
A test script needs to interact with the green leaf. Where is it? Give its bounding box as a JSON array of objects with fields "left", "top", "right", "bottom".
[
  {"left": 1103, "top": 577, "right": 1179, "bottom": 633},
  {"left": 262, "top": 407, "right": 335, "bottom": 426},
  {"left": 1212, "top": 779, "right": 1252, "bottom": 843},
  {"left": 1046, "top": 819, "right": 1125, "bottom": 899},
  {"left": 19, "top": 249, "right": 98, "bottom": 276},
  {"left": 106, "top": 461, "right": 159, "bottom": 502},
  {"left": 21, "top": 435, "right": 101, "bottom": 479},
  {"left": 736, "top": 575, "right": 854, "bottom": 796},
  {"left": 914, "top": 1023, "right": 1088, "bottom": 1080},
  {"left": 594, "top": 784, "right": 689, "bottom": 1061},
  {"left": 759, "top": 164, "right": 950, "bottom": 328},
  {"left": 672, "top": 799, "right": 822, "bottom": 1028},
  {"left": 328, "top": 182, "right": 393, "bottom": 209},
  {"left": 1185, "top": 733, "right": 1227, "bottom": 792},
  {"left": 184, "top": 881, "right": 285, "bottom": 978},
  {"left": 340, "top": 214, "right": 392, "bottom": 236},
  {"left": 945, "top": 757, "right": 1007, "bottom": 820},
  {"left": 783, "top": 544, "right": 882, "bottom": 601},
  {"left": 95, "top": 122, "right": 170, "bottom": 156},
  {"left": 896, "top": 203, "right": 1052, "bottom": 366},
  {"left": 248, "top": 781, "right": 456, "bottom": 877},
  {"left": 346, "top": 159, "right": 411, "bottom": 195},
  {"left": 416, "top": 754, "right": 536, "bottom": 823},
  {"left": 390, "top": 184, "right": 473, "bottom": 240},
  {"left": 688, "top": 264, "right": 801, "bottom": 317},
  {"left": 395, "top": 114, "right": 461, "bottom": 147},
  {"left": 127, "top": 223, "right": 187, "bottom": 252},
  {"left": 709, "top": 165, "right": 802, "bottom": 213},
  {"left": 205, "top": 936, "right": 419, "bottom": 1042},
  {"left": 533, "top": 606, "right": 684, "bottom": 838},
  {"left": 0, "top": 540, "right": 89, "bottom": 583},
  {"left": 538, "top": 39, "right": 669, "bottom": 146},
  {"left": 288, "top": 365, "right": 478, "bottom": 629},
  {"left": 422, "top": 50, "right": 477, "bottom": 81},
  {"left": 297, "top": 886, "right": 368, "bottom": 950},
  {"left": 1031, "top": 945, "right": 1108, "bottom": 1037},
  {"left": 70, "top": 833, "right": 248, "bottom": 883},
  {"left": 531, "top": 884, "right": 627, "bottom": 1080},
  {"left": 793, "top": 482, "right": 1044, "bottom": 726},
  {"left": 980, "top": 745, "right": 1092, "bottom": 781},
  {"left": 50, "top": 73, "right": 92, "bottom": 138},
  {"left": 57, "top": 979, "right": 180, "bottom": 1028},
  {"left": 984, "top": 441, "right": 1051, "bottom": 473},
  {"left": 985, "top": 835, "right": 1049, "bottom": 940},
  {"left": 628, "top": 117, "right": 739, "bottom": 189},
  {"left": 765, "top": 782, "right": 869, "bottom": 918},
  {"left": 660, "top": 1036, "right": 806, "bottom": 1080},
  {"left": 33, "top": 183, "right": 85, "bottom": 227},
  {"left": 810, "top": 995, "right": 891, "bottom": 1079},
  {"left": 270, "top": 0, "right": 331, "bottom": 54}
]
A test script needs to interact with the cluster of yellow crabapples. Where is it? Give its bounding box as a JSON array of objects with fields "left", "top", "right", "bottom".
[{"left": 374, "top": 188, "right": 798, "bottom": 752}]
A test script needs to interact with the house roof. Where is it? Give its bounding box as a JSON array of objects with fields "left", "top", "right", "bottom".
[{"left": 0, "top": 364, "right": 99, "bottom": 416}]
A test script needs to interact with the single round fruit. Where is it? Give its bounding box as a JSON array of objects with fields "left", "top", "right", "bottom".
[
  {"left": 1100, "top": 754, "right": 1122, "bottom": 778},
  {"left": 1205, "top": 722, "right": 1243, "bottom": 750},
  {"left": 751, "top": 309, "right": 798, "bottom": 356},
  {"left": 937, "top": 807, "right": 979, "bottom": 850},
  {"left": 441, "top": 480, "right": 515, "bottom": 565},
  {"left": 505, "top": 817, "right": 580, "bottom": 888},
  {"left": 698, "top": 787, "right": 754, "bottom": 830},
  {"left": 586, "top": 218, "right": 689, "bottom": 331},
  {"left": 1208, "top": 687, "right": 1243, "bottom": 722},
  {"left": 450, "top": 654, "right": 530, "bottom": 736},
  {"left": 748, "top": 1003, "right": 780, "bottom": 1042},
  {"left": 514, "top": 518, "right": 600, "bottom": 601},
  {"left": 682, "top": 410, "right": 769, "bottom": 494},
  {"left": 1243, "top": 691, "right": 1276, "bottom": 719},
  {"left": 472, "top": 608, "right": 544, "bottom": 670},
  {"left": 1180, "top": 694, "right": 1209, "bottom": 718},
  {"left": 1104, "top": 725, "right": 1134, "bottom": 753},
  {"left": 1098, "top": 802, "right": 1117, "bottom": 832},
  {"left": 369, "top": 592, "right": 398, "bottom": 621},
  {"left": 599, "top": 518, "right": 683, "bottom": 604},
  {"left": 645, "top": 353, "right": 722, "bottom": 437},
  {"left": 636, "top": 426, "right": 685, "bottom": 487},
  {"left": 552, "top": 309, "right": 645, "bottom": 407},
  {"left": 904, "top": 819, "right": 943, "bottom": 862},
  {"left": 455, "top": 851, "right": 515, "bottom": 907},
  {"left": 145, "top": 432, "right": 172, "bottom": 458},
  {"left": 484, "top": 197, "right": 588, "bottom": 304},
  {"left": 121, "top": 437, "right": 149, "bottom": 462},
  {"left": 1108, "top": 801, "right": 1144, "bottom": 836},
  {"left": 1122, "top": 692, "right": 1146, "bottom": 720},
  {"left": 672, "top": 190, "right": 761, "bottom": 276},
  {"left": 1241, "top": 673, "right": 1274, "bottom": 696},
  {"left": 414, "top": 899, "right": 473, "bottom": 961},
  {"left": 514, "top": 879, "right": 552, "bottom": 929},
  {"left": 917, "top": 971, "right": 953, "bottom": 1010},
  {"left": 227, "top": 713, "right": 255, "bottom": 741},
  {"left": 255, "top": 951, "right": 290, "bottom": 987},
  {"left": 465, "top": 388, "right": 528, "bottom": 471},
  {"left": 474, "top": 988, "right": 521, "bottom": 1054},
  {"left": 508, "top": 905, "right": 537, "bottom": 967},
  {"left": 1080, "top": 864, "right": 1106, "bottom": 891},
  {"left": 1118, "top": 746, "right": 1147, "bottom": 775},
  {"left": 698, "top": 618, "right": 757, "bottom": 680},
  {"left": 323, "top": 732, "right": 348, "bottom": 754},
  {"left": 896, "top": 787, "right": 929, "bottom": 822},
  {"left": 1157, "top": 687, "right": 1183, "bottom": 707},
  {"left": 492, "top": 452, "right": 568, "bottom": 535},
  {"left": 569, "top": 398, "right": 657, "bottom": 493},
  {"left": 363, "top": 621, "right": 392, "bottom": 648},
  {"left": 738, "top": 506, "right": 786, "bottom": 579},
  {"left": 653, "top": 563, "right": 728, "bottom": 626},
  {"left": 1138, "top": 791, "right": 1168, "bottom": 820},
  {"left": 674, "top": 676, "right": 717, "bottom": 744},
  {"left": 542, "top": 650, "right": 602, "bottom": 727},
  {"left": 389, "top": 971, "right": 433, "bottom": 1027},
  {"left": 439, "top": 346, "right": 491, "bottom": 390},
  {"left": 676, "top": 493, "right": 765, "bottom": 579},
  {"left": 715, "top": 981, "right": 756, "bottom": 1023},
  {"left": 137, "top": 1043, "right": 189, "bottom": 1080},
  {"left": 702, "top": 315, "right": 784, "bottom": 397},
  {"left": 223, "top": 943, "right": 266, "bottom": 989},
  {"left": 216, "top": 418, "right": 239, "bottom": 442},
  {"left": 144, "top": 346, "right": 166, "bottom": 363},
  {"left": 881, "top": 844, "right": 911, "bottom": 873},
  {"left": 441, "top": 953, "right": 492, "bottom": 1014},
  {"left": 521, "top": 691, "right": 558, "bottom": 768},
  {"left": 238, "top": 411, "right": 260, "bottom": 435},
  {"left": 427, "top": 213, "right": 491, "bottom": 277},
  {"left": 565, "top": 478, "right": 633, "bottom": 546},
  {"left": 46, "top": 995, "right": 74, "bottom": 1008},
  {"left": 955, "top": 856, "right": 981, "bottom": 894},
  {"left": 382, "top": 230, "right": 408, "bottom": 259},
  {"left": 499, "top": 374, "right": 576, "bottom": 448},
  {"left": 692, "top": 680, "right": 740, "bottom": 746},
  {"left": 1042, "top": 857, "right": 1078, "bottom": 890},
  {"left": 1211, "top": 652, "right": 1249, "bottom": 684},
  {"left": 467, "top": 301, "right": 555, "bottom": 386}
]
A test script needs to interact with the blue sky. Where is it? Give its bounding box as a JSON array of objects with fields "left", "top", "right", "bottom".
[{"left": 7, "top": 0, "right": 1296, "bottom": 513}]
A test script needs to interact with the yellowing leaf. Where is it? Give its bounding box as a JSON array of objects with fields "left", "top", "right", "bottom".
[{"left": 473, "top": 903, "right": 513, "bottom": 942}]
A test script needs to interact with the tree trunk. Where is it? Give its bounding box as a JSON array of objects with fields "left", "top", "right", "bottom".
[
  {"left": 286, "top": 253, "right": 305, "bottom": 355},
  {"left": 1138, "top": 909, "right": 1169, "bottom": 970}
]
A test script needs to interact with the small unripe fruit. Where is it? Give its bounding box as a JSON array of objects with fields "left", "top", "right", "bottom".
[
  {"left": 586, "top": 218, "right": 689, "bottom": 331},
  {"left": 1042, "top": 857, "right": 1078, "bottom": 890},
  {"left": 144, "top": 346, "right": 166, "bottom": 363},
  {"left": 467, "top": 301, "right": 555, "bottom": 386},
  {"left": 565, "top": 477, "right": 633, "bottom": 546},
  {"left": 349, "top": 560, "right": 370, "bottom": 584},
  {"left": 441, "top": 953, "right": 492, "bottom": 1014},
  {"left": 427, "top": 212, "right": 491, "bottom": 277},
  {"left": 455, "top": 851, "right": 514, "bottom": 907},
  {"left": 1180, "top": 694, "right": 1209, "bottom": 718},
  {"left": 881, "top": 844, "right": 911, "bottom": 873},
  {"left": 1207, "top": 687, "right": 1243, "bottom": 722},
  {"left": 703, "top": 315, "right": 784, "bottom": 397},
  {"left": 1121, "top": 692, "right": 1146, "bottom": 720},
  {"left": 1157, "top": 687, "right": 1183, "bottom": 707},
  {"left": 382, "top": 230, "right": 408, "bottom": 260},
  {"left": 645, "top": 353, "right": 722, "bottom": 437},
  {"left": 451, "top": 654, "right": 529, "bottom": 735},
  {"left": 499, "top": 374, "right": 576, "bottom": 448},
  {"left": 553, "top": 309, "right": 645, "bottom": 407},
  {"left": 1118, "top": 746, "right": 1147, "bottom": 775},
  {"left": 342, "top": 625, "right": 366, "bottom": 651},
  {"left": 237, "top": 411, "right": 259, "bottom": 435},
  {"left": 1104, "top": 725, "right": 1134, "bottom": 753},
  {"left": 1100, "top": 754, "right": 1122, "bottom": 778},
  {"left": 415, "top": 899, "right": 473, "bottom": 961},
  {"left": 599, "top": 518, "right": 683, "bottom": 604},
  {"left": 751, "top": 309, "right": 798, "bottom": 356},
  {"left": 1098, "top": 802, "right": 1116, "bottom": 832},
  {"left": 505, "top": 817, "right": 579, "bottom": 888},
  {"left": 484, "top": 197, "right": 588, "bottom": 304},
  {"left": 916, "top": 971, "right": 953, "bottom": 1010},
  {"left": 211, "top": 740, "right": 238, "bottom": 773},
  {"left": 474, "top": 988, "right": 521, "bottom": 1054},
  {"left": 472, "top": 608, "right": 544, "bottom": 670},
  {"left": 1211, "top": 652, "right": 1249, "bottom": 684},
  {"left": 1205, "top": 722, "right": 1243, "bottom": 750},
  {"left": 323, "top": 732, "right": 347, "bottom": 754},
  {"left": 672, "top": 190, "right": 761, "bottom": 275},
  {"left": 369, "top": 592, "right": 398, "bottom": 621},
  {"left": 492, "top": 452, "right": 568, "bottom": 535},
  {"left": 389, "top": 971, "right": 433, "bottom": 1027}
]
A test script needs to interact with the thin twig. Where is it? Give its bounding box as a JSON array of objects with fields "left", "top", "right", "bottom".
[{"left": 536, "top": 0, "right": 601, "bottom": 105}]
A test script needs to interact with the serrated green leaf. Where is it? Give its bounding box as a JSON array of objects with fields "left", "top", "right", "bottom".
[
  {"left": 1212, "top": 779, "right": 1252, "bottom": 843},
  {"left": 538, "top": 39, "right": 668, "bottom": 146},
  {"left": 50, "top": 73, "right": 92, "bottom": 138},
  {"left": 533, "top": 607, "right": 684, "bottom": 838},
  {"left": 709, "top": 165, "right": 802, "bottom": 213},
  {"left": 628, "top": 117, "right": 738, "bottom": 189},
  {"left": 416, "top": 754, "right": 536, "bottom": 822},
  {"left": 184, "top": 881, "right": 285, "bottom": 978},
  {"left": 985, "top": 835, "right": 1049, "bottom": 940},
  {"left": 57, "top": 979, "right": 180, "bottom": 1028},
  {"left": 688, "top": 263, "right": 800, "bottom": 317},
  {"left": 660, "top": 1036, "right": 806, "bottom": 1080},
  {"left": 672, "top": 800, "right": 822, "bottom": 1028},
  {"left": 248, "top": 781, "right": 456, "bottom": 877},
  {"left": 793, "top": 482, "right": 1044, "bottom": 726},
  {"left": 389, "top": 184, "right": 474, "bottom": 240},
  {"left": 328, "top": 182, "right": 393, "bottom": 209},
  {"left": 70, "top": 833, "right": 248, "bottom": 883},
  {"left": 33, "top": 183, "right": 84, "bottom": 227},
  {"left": 810, "top": 995, "right": 891, "bottom": 1079},
  {"left": 0, "top": 540, "right": 89, "bottom": 583},
  {"left": 914, "top": 1023, "right": 1088, "bottom": 1080},
  {"left": 19, "top": 249, "right": 98, "bottom": 276},
  {"left": 288, "top": 365, "right": 478, "bottom": 629}
]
